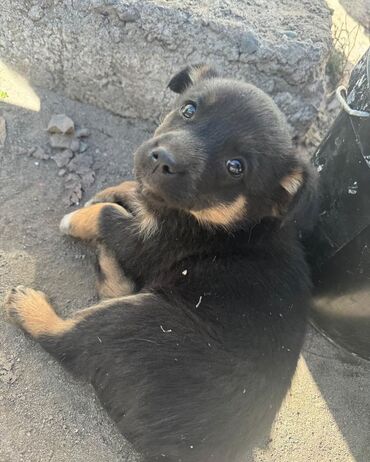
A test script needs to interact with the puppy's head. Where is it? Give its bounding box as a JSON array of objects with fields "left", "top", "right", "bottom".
[{"left": 134, "top": 64, "right": 317, "bottom": 231}]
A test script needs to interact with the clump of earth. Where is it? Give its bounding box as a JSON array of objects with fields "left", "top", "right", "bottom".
[{"left": 27, "top": 113, "right": 95, "bottom": 205}]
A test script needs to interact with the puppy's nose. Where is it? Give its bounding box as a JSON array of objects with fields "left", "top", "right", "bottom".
[{"left": 150, "top": 148, "right": 178, "bottom": 174}]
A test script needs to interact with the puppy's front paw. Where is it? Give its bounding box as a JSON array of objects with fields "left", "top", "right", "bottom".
[
  {"left": 59, "top": 205, "right": 103, "bottom": 240},
  {"left": 60, "top": 203, "right": 129, "bottom": 241},
  {"left": 59, "top": 211, "right": 75, "bottom": 235}
]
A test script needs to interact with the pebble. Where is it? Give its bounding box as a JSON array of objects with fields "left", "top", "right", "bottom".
[
  {"left": 240, "top": 31, "right": 259, "bottom": 55},
  {"left": 64, "top": 173, "right": 83, "bottom": 205},
  {"left": 28, "top": 5, "right": 44, "bottom": 21},
  {"left": 29, "top": 146, "right": 49, "bottom": 160},
  {"left": 79, "top": 141, "right": 89, "bottom": 153},
  {"left": 76, "top": 128, "right": 91, "bottom": 138},
  {"left": 49, "top": 133, "right": 72, "bottom": 149},
  {"left": 282, "top": 30, "right": 297, "bottom": 39},
  {"left": 68, "top": 154, "right": 93, "bottom": 175},
  {"left": 80, "top": 171, "right": 95, "bottom": 189},
  {"left": 47, "top": 114, "right": 75, "bottom": 135},
  {"left": 70, "top": 138, "right": 80, "bottom": 152},
  {"left": 52, "top": 149, "right": 73, "bottom": 168}
]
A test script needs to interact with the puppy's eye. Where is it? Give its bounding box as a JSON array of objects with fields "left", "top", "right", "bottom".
[
  {"left": 226, "top": 159, "right": 244, "bottom": 177},
  {"left": 181, "top": 103, "right": 197, "bottom": 119}
]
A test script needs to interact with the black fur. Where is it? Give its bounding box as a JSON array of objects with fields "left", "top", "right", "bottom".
[{"left": 40, "top": 65, "right": 317, "bottom": 461}]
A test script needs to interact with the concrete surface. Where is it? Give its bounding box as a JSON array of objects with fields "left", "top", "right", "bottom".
[
  {"left": 0, "top": 85, "right": 369, "bottom": 462},
  {"left": 0, "top": 0, "right": 332, "bottom": 138}
]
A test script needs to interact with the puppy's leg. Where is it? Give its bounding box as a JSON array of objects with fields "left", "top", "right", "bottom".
[
  {"left": 3, "top": 286, "right": 76, "bottom": 337},
  {"left": 2, "top": 285, "right": 140, "bottom": 339},
  {"left": 85, "top": 180, "right": 138, "bottom": 208},
  {"left": 59, "top": 202, "right": 131, "bottom": 241},
  {"left": 96, "top": 246, "right": 135, "bottom": 299}
]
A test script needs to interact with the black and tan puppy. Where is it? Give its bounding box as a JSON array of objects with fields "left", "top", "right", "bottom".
[{"left": 3, "top": 65, "right": 317, "bottom": 462}]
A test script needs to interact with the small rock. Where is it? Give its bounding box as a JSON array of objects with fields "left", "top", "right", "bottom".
[
  {"left": 0, "top": 353, "right": 14, "bottom": 371},
  {"left": 52, "top": 149, "right": 73, "bottom": 168},
  {"left": 68, "top": 154, "right": 93, "bottom": 175},
  {"left": 240, "top": 31, "right": 259, "bottom": 55},
  {"left": 47, "top": 114, "right": 75, "bottom": 135},
  {"left": 58, "top": 169, "right": 67, "bottom": 177},
  {"left": 0, "top": 116, "right": 6, "bottom": 146},
  {"left": 70, "top": 139, "right": 80, "bottom": 152},
  {"left": 28, "top": 5, "right": 44, "bottom": 21},
  {"left": 80, "top": 170, "right": 95, "bottom": 189},
  {"left": 282, "top": 30, "right": 297, "bottom": 39},
  {"left": 64, "top": 174, "right": 83, "bottom": 206},
  {"left": 0, "top": 353, "right": 16, "bottom": 384},
  {"left": 75, "top": 128, "right": 91, "bottom": 138},
  {"left": 49, "top": 133, "right": 72, "bottom": 149},
  {"left": 117, "top": 8, "right": 139, "bottom": 22},
  {"left": 79, "top": 141, "right": 88, "bottom": 153},
  {"left": 30, "top": 146, "right": 49, "bottom": 160},
  {"left": 0, "top": 370, "right": 17, "bottom": 384}
]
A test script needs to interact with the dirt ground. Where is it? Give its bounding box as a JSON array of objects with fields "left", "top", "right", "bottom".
[{"left": 0, "top": 89, "right": 370, "bottom": 462}]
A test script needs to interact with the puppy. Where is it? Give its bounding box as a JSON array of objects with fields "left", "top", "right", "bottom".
[{"left": 3, "top": 64, "right": 317, "bottom": 462}]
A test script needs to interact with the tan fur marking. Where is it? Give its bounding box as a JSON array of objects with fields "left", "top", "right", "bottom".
[
  {"left": 73, "top": 293, "right": 152, "bottom": 320},
  {"left": 3, "top": 287, "right": 152, "bottom": 337},
  {"left": 190, "top": 195, "right": 247, "bottom": 229},
  {"left": 131, "top": 198, "right": 159, "bottom": 239},
  {"left": 280, "top": 170, "right": 303, "bottom": 196},
  {"left": 97, "top": 247, "right": 134, "bottom": 299},
  {"left": 63, "top": 202, "right": 130, "bottom": 241},
  {"left": 4, "top": 286, "right": 76, "bottom": 337}
]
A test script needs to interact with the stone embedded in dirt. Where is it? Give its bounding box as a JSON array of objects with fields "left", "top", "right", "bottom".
[
  {"left": 52, "top": 149, "right": 73, "bottom": 168},
  {"left": 79, "top": 141, "right": 88, "bottom": 153},
  {"left": 0, "top": 353, "right": 13, "bottom": 371},
  {"left": 80, "top": 170, "right": 95, "bottom": 189},
  {"left": 49, "top": 133, "right": 72, "bottom": 149},
  {"left": 70, "top": 139, "right": 80, "bottom": 152},
  {"left": 75, "top": 128, "right": 91, "bottom": 138},
  {"left": 63, "top": 173, "right": 83, "bottom": 205},
  {"left": 47, "top": 114, "right": 75, "bottom": 135},
  {"left": 0, "top": 116, "right": 6, "bottom": 146},
  {"left": 29, "top": 146, "right": 50, "bottom": 160},
  {"left": 28, "top": 5, "right": 44, "bottom": 21},
  {"left": 0, "top": 353, "right": 17, "bottom": 384},
  {"left": 67, "top": 154, "right": 93, "bottom": 175},
  {"left": 58, "top": 169, "right": 67, "bottom": 177}
]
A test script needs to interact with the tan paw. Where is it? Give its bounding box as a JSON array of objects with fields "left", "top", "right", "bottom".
[
  {"left": 60, "top": 202, "right": 131, "bottom": 240},
  {"left": 4, "top": 285, "right": 47, "bottom": 329},
  {"left": 59, "top": 204, "right": 107, "bottom": 240},
  {"left": 3, "top": 286, "right": 73, "bottom": 337}
]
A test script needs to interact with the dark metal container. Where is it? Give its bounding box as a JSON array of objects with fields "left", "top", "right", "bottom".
[{"left": 307, "top": 49, "right": 370, "bottom": 360}]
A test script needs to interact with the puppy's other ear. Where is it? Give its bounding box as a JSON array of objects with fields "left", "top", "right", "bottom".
[
  {"left": 168, "top": 64, "right": 218, "bottom": 94},
  {"left": 276, "top": 160, "right": 319, "bottom": 234}
]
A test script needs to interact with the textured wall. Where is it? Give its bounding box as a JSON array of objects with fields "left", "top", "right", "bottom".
[{"left": 0, "top": 0, "right": 332, "bottom": 137}]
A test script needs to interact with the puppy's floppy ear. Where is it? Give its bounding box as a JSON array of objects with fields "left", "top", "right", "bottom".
[
  {"left": 168, "top": 64, "right": 218, "bottom": 94},
  {"left": 276, "top": 159, "right": 319, "bottom": 234}
]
